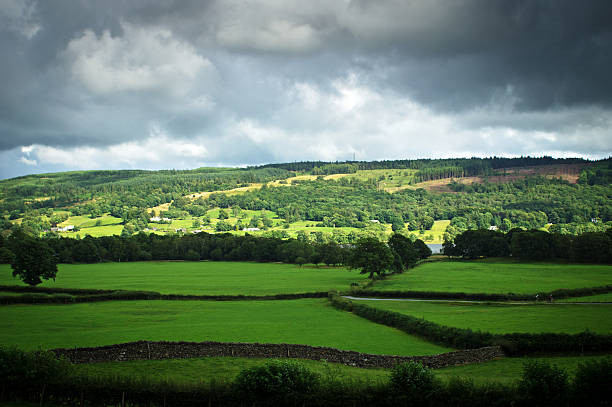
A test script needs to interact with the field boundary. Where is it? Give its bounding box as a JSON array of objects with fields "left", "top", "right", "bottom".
[
  {"left": 50, "top": 340, "right": 504, "bottom": 369},
  {"left": 4, "top": 282, "right": 610, "bottom": 305},
  {"left": 0, "top": 285, "right": 328, "bottom": 304},
  {"left": 329, "top": 293, "right": 612, "bottom": 354},
  {"left": 351, "top": 285, "right": 612, "bottom": 302}
]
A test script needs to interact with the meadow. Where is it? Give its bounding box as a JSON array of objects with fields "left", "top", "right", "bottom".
[
  {"left": 368, "top": 260, "right": 612, "bottom": 294},
  {"left": 0, "top": 299, "right": 449, "bottom": 355},
  {"left": 73, "top": 356, "right": 390, "bottom": 385},
  {"left": 2, "top": 255, "right": 612, "bottom": 392},
  {"left": 559, "top": 293, "right": 612, "bottom": 302},
  {"left": 406, "top": 220, "right": 450, "bottom": 244},
  {"left": 355, "top": 299, "right": 612, "bottom": 334},
  {"left": 71, "top": 354, "right": 610, "bottom": 386},
  {"left": 0, "top": 261, "right": 367, "bottom": 295}
]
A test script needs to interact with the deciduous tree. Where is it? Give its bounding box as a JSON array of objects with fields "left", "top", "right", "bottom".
[{"left": 10, "top": 236, "right": 58, "bottom": 286}]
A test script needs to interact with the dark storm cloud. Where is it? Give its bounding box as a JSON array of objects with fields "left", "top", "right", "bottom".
[
  {"left": 334, "top": 0, "right": 612, "bottom": 111},
  {"left": 0, "top": 0, "right": 610, "bottom": 179}
]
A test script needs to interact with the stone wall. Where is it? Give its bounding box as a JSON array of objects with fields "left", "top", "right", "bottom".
[{"left": 52, "top": 340, "right": 504, "bottom": 369}]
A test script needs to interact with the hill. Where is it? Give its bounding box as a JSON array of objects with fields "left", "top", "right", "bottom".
[{"left": 0, "top": 157, "right": 610, "bottom": 243}]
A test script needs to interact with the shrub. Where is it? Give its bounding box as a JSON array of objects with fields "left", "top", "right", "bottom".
[
  {"left": 0, "top": 346, "right": 73, "bottom": 385},
  {"left": 518, "top": 360, "right": 569, "bottom": 407},
  {"left": 390, "top": 361, "right": 437, "bottom": 395},
  {"left": 572, "top": 357, "right": 612, "bottom": 405},
  {"left": 234, "top": 360, "right": 319, "bottom": 399}
]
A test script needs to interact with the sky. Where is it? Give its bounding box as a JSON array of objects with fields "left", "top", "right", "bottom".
[{"left": 0, "top": 0, "right": 611, "bottom": 179}]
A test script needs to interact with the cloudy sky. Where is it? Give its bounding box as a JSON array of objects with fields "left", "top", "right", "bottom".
[{"left": 1, "top": 0, "right": 611, "bottom": 179}]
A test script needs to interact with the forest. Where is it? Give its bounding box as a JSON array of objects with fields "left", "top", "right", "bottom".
[{"left": 0, "top": 157, "right": 611, "bottom": 244}]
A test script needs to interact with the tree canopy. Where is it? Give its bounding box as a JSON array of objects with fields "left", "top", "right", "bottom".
[
  {"left": 347, "top": 238, "right": 394, "bottom": 278},
  {"left": 9, "top": 234, "right": 58, "bottom": 286}
]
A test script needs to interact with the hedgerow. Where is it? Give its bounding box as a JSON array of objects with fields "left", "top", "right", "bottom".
[{"left": 329, "top": 293, "right": 612, "bottom": 354}]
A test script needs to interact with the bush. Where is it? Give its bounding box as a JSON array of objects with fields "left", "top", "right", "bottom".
[
  {"left": 518, "top": 360, "right": 569, "bottom": 407},
  {"left": 572, "top": 357, "right": 612, "bottom": 405},
  {"left": 0, "top": 346, "right": 73, "bottom": 386},
  {"left": 390, "top": 361, "right": 437, "bottom": 395},
  {"left": 234, "top": 360, "right": 320, "bottom": 400}
]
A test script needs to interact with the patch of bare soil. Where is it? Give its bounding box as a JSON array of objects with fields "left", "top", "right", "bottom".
[{"left": 486, "top": 163, "right": 587, "bottom": 184}]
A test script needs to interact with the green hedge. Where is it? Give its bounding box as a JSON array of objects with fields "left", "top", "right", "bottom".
[
  {"left": 329, "top": 293, "right": 612, "bottom": 355},
  {"left": 0, "top": 286, "right": 329, "bottom": 304},
  {"left": 350, "top": 284, "right": 612, "bottom": 302}
]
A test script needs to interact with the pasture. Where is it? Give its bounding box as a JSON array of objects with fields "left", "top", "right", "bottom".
[
  {"left": 74, "top": 357, "right": 390, "bottom": 385},
  {"left": 355, "top": 299, "right": 612, "bottom": 334},
  {"left": 406, "top": 220, "right": 450, "bottom": 244},
  {"left": 436, "top": 354, "right": 611, "bottom": 384},
  {"left": 369, "top": 260, "right": 612, "bottom": 294},
  {"left": 0, "top": 299, "right": 450, "bottom": 355},
  {"left": 0, "top": 261, "right": 367, "bottom": 295},
  {"left": 72, "top": 353, "right": 611, "bottom": 386},
  {"left": 559, "top": 293, "right": 612, "bottom": 302}
]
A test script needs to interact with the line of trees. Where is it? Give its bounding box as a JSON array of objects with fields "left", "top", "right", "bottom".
[
  {"left": 1, "top": 231, "right": 430, "bottom": 285},
  {"left": 258, "top": 156, "right": 589, "bottom": 173},
  {"left": 444, "top": 228, "right": 612, "bottom": 263}
]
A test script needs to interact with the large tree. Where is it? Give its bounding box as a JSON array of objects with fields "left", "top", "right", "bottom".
[
  {"left": 348, "top": 238, "right": 393, "bottom": 278},
  {"left": 388, "top": 233, "right": 419, "bottom": 272},
  {"left": 10, "top": 236, "right": 58, "bottom": 286}
]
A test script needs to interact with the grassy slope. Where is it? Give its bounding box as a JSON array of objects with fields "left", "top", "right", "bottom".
[
  {"left": 0, "top": 299, "right": 450, "bottom": 355},
  {"left": 0, "top": 262, "right": 367, "bottom": 295},
  {"left": 406, "top": 220, "right": 450, "bottom": 244},
  {"left": 355, "top": 299, "right": 612, "bottom": 334},
  {"left": 369, "top": 260, "right": 612, "bottom": 294}
]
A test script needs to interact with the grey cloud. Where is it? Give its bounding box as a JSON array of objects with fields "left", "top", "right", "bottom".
[{"left": 0, "top": 0, "right": 610, "bottom": 179}]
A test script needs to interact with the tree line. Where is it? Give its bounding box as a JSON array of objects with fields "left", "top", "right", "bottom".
[
  {"left": 444, "top": 228, "right": 612, "bottom": 263},
  {"left": 257, "top": 156, "right": 588, "bottom": 173},
  {"left": 1, "top": 230, "right": 431, "bottom": 286}
]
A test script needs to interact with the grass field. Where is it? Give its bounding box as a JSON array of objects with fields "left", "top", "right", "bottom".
[
  {"left": 71, "top": 354, "right": 612, "bottom": 386},
  {"left": 0, "top": 299, "right": 450, "bottom": 355},
  {"left": 74, "top": 356, "right": 390, "bottom": 385},
  {"left": 355, "top": 299, "right": 612, "bottom": 334},
  {"left": 559, "top": 293, "right": 612, "bottom": 302},
  {"left": 436, "top": 354, "right": 612, "bottom": 384},
  {"left": 406, "top": 220, "right": 450, "bottom": 244},
  {"left": 56, "top": 214, "right": 124, "bottom": 237},
  {"left": 60, "top": 224, "right": 124, "bottom": 237},
  {"left": 369, "top": 260, "right": 612, "bottom": 294},
  {"left": 0, "top": 261, "right": 367, "bottom": 295}
]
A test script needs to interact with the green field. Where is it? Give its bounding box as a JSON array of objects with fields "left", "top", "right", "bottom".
[
  {"left": 71, "top": 354, "right": 612, "bottom": 386},
  {"left": 436, "top": 354, "right": 612, "bottom": 384},
  {"left": 355, "top": 299, "right": 612, "bottom": 334},
  {"left": 0, "top": 299, "right": 450, "bottom": 355},
  {"left": 369, "top": 260, "right": 612, "bottom": 294},
  {"left": 0, "top": 261, "right": 367, "bottom": 295},
  {"left": 559, "top": 293, "right": 612, "bottom": 302},
  {"left": 57, "top": 214, "right": 124, "bottom": 237},
  {"left": 406, "top": 220, "right": 450, "bottom": 244},
  {"left": 74, "top": 356, "right": 390, "bottom": 386}
]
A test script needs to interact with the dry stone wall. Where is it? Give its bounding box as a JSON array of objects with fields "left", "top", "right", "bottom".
[{"left": 52, "top": 340, "right": 504, "bottom": 369}]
